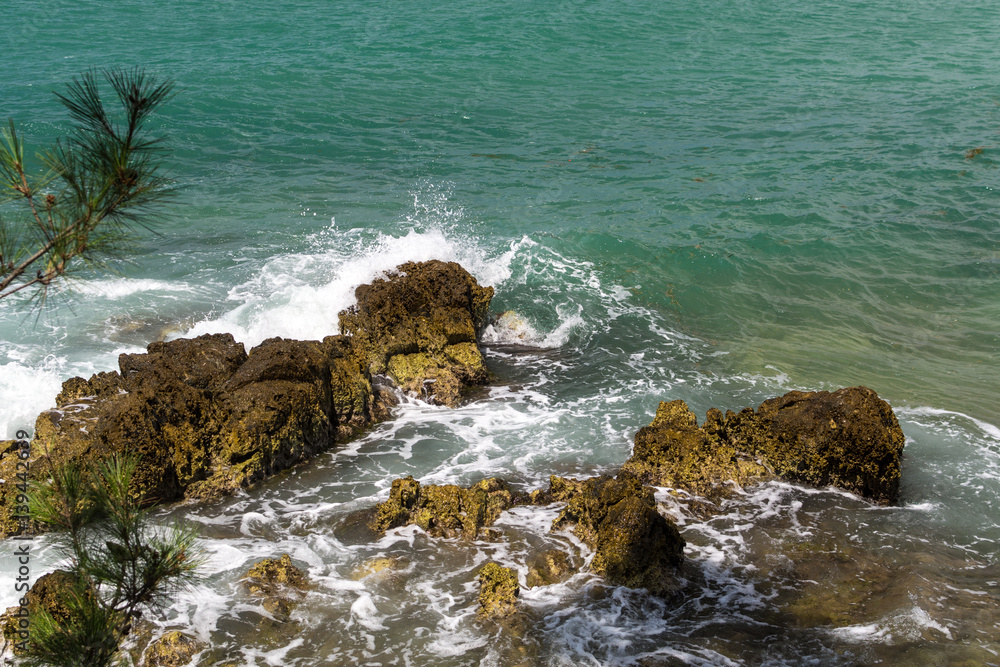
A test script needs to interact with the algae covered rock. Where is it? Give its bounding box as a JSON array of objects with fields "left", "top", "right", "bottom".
[
  {"left": 727, "top": 386, "right": 905, "bottom": 504},
  {"left": 214, "top": 337, "right": 336, "bottom": 490},
  {"left": 550, "top": 473, "right": 685, "bottom": 596},
  {"left": 622, "top": 400, "right": 766, "bottom": 500},
  {"left": 143, "top": 630, "right": 206, "bottom": 667},
  {"left": 525, "top": 549, "right": 577, "bottom": 588},
  {"left": 624, "top": 386, "right": 905, "bottom": 504},
  {"left": 478, "top": 562, "right": 520, "bottom": 618},
  {"left": 244, "top": 554, "right": 308, "bottom": 595},
  {"left": 372, "top": 476, "right": 517, "bottom": 538},
  {"left": 0, "top": 570, "right": 85, "bottom": 652},
  {"left": 339, "top": 259, "right": 493, "bottom": 406},
  {"left": 0, "top": 261, "right": 495, "bottom": 536},
  {"left": 243, "top": 554, "right": 309, "bottom": 621}
]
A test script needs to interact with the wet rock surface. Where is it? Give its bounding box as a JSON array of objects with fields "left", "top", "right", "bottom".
[
  {"left": 143, "top": 630, "right": 206, "bottom": 667},
  {"left": 524, "top": 549, "right": 577, "bottom": 588},
  {"left": 338, "top": 259, "right": 493, "bottom": 406},
  {"left": 478, "top": 562, "right": 520, "bottom": 618},
  {"left": 0, "top": 261, "right": 494, "bottom": 536},
  {"left": 623, "top": 386, "right": 905, "bottom": 504},
  {"left": 0, "top": 570, "right": 85, "bottom": 653},
  {"left": 372, "top": 476, "right": 517, "bottom": 539},
  {"left": 243, "top": 554, "right": 309, "bottom": 621},
  {"left": 549, "top": 472, "right": 685, "bottom": 596}
]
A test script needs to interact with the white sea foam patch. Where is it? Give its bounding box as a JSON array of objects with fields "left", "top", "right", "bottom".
[
  {"left": 829, "top": 605, "right": 954, "bottom": 643},
  {"left": 181, "top": 226, "right": 527, "bottom": 349},
  {"left": 897, "top": 406, "right": 1000, "bottom": 443},
  {"left": 0, "top": 358, "right": 67, "bottom": 439},
  {"left": 72, "top": 277, "right": 201, "bottom": 299}
]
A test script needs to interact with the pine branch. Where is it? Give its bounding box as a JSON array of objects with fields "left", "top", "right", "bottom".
[{"left": 0, "top": 68, "right": 174, "bottom": 305}]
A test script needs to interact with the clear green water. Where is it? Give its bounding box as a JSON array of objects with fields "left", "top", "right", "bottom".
[{"left": 1, "top": 1, "right": 999, "bottom": 664}]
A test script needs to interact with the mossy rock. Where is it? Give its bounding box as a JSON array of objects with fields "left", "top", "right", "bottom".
[
  {"left": 339, "top": 260, "right": 494, "bottom": 405},
  {"left": 623, "top": 401, "right": 766, "bottom": 501},
  {"left": 729, "top": 386, "right": 906, "bottom": 504},
  {"left": 550, "top": 473, "right": 685, "bottom": 596},
  {"left": 351, "top": 556, "right": 409, "bottom": 581},
  {"left": 243, "top": 554, "right": 309, "bottom": 622},
  {"left": 372, "top": 476, "right": 516, "bottom": 539},
  {"left": 623, "top": 386, "right": 905, "bottom": 505},
  {"left": 143, "top": 630, "right": 206, "bottom": 667},
  {"left": 478, "top": 562, "right": 519, "bottom": 618},
  {"left": 244, "top": 554, "right": 308, "bottom": 595},
  {"left": 0, "top": 263, "right": 495, "bottom": 537}
]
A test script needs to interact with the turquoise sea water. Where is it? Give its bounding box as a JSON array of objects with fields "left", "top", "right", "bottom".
[{"left": 2, "top": 1, "right": 999, "bottom": 664}]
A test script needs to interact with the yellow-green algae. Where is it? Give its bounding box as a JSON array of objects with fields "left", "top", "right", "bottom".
[
  {"left": 143, "top": 630, "right": 207, "bottom": 667},
  {"left": 372, "top": 476, "right": 516, "bottom": 539},
  {"left": 477, "top": 562, "right": 520, "bottom": 618},
  {"left": 623, "top": 386, "right": 905, "bottom": 505},
  {"left": 0, "top": 261, "right": 495, "bottom": 537},
  {"left": 0, "top": 570, "right": 85, "bottom": 653},
  {"left": 525, "top": 549, "right": 577, "bottom": 588},
  {"left": 549, "top": 472, "right": 685, "bottom": 596}
]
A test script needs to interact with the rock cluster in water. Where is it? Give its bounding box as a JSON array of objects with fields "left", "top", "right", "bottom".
[
  {"left": 0, "top": 260, "right": 493, "bottom": 537},
  {"left": 0, "top": 259, "right": 910, "bottom": 636},
  {"left": 243, "top": 553, "right": 310, "bottom": 620}
]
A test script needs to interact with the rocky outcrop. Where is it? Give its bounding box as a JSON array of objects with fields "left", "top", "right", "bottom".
[
  {"left": 478, "top": 562, "right": 520, "bottom": 618},
  {"left": 372, "top": 476, "right": 517, "bottom": 539},
  {"left": 548, "top": 473, "right": 685, "bottom": 596},
  {"left": 623, "top": 386, "right": 905, "bottom": 504},
  {"left": 339, "top": 260, "right": 493, "bottom": 406},
  {"left": 0, "top": 261, "right": 494, "bottom": 536}
]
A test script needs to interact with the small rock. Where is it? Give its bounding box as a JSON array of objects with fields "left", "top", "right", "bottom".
[
  {"left": 143, "top": 630, "right": 206, "bottom": 667},
  {"left": 525, "top": 550, "right": 576, "bottom": 588},
  {"left": 478, "top": 562, "right": 519, "bottom": 618},
  {"left": 244, "top": 554, "right": 307, "bottom": 596}
]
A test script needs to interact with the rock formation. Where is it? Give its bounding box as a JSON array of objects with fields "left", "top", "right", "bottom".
[
  {"left": 0, "top": 260, "right": 494, "bottom": 537},
  {"left": 623, "top": 386, "right": 905, "bottom": 504},
  {"left": 142, "top": 631, "right": 206, "bottom": 667},
  {"left": 546, "top": 473, "right": 685, "bottom": 596},
  {"left": 371, "top": 476, "right": 517, "bottom": 539},
  {"left": 243, "top": 554, "right": 309, "bottom": 620},
  {"left": 477, "top": 562, "right": 520, "bottom": 618},
  {"left": 0, "top": 570, "right": 84, "bottom": 653},
  {"left": 339, "top": 259, "right": 493, "bottom": 407}
]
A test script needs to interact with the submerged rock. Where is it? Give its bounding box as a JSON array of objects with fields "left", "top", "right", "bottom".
[
  {"left": 0, "top": 261, "right": 494, "bottom": 536},
  {"left": 372, "top": 476, "right": 517, "bottom": 539},
  {"left": 525, "top": 549, "right": 577, "bottom": 588},
  {"left": 244, "top": 554, "right": 308, "bottom": 595},
  {"left": 623, "top": 386, "right": 905, "bottom": 504},
  {"left": 143, "top": 630, "right": 206, "bottom": 667},
  {"left": 243, "top": 554, "right": 309, "bottom": 621},
  {"left": 478, "top": 562, "right": 520, "bottom": 618},
  {"left": 549, "top": 473, "right": 685, "bottom": 596}
]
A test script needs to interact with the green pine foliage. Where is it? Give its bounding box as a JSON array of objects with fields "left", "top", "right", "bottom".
[
  {"left": 26, "top": 454, "right": 203, "bottom": 667},
  {"left": 0, "top": 67, "right": 174, "bottom": 305}
]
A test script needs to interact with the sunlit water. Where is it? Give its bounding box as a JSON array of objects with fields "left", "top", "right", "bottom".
[{"left": 1, "top": 0, "right": 998, "bottom": 664}]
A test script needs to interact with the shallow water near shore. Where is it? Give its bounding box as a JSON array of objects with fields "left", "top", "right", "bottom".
[{"left": 1, "top": 0, "right": 999, "bottom": 664}]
